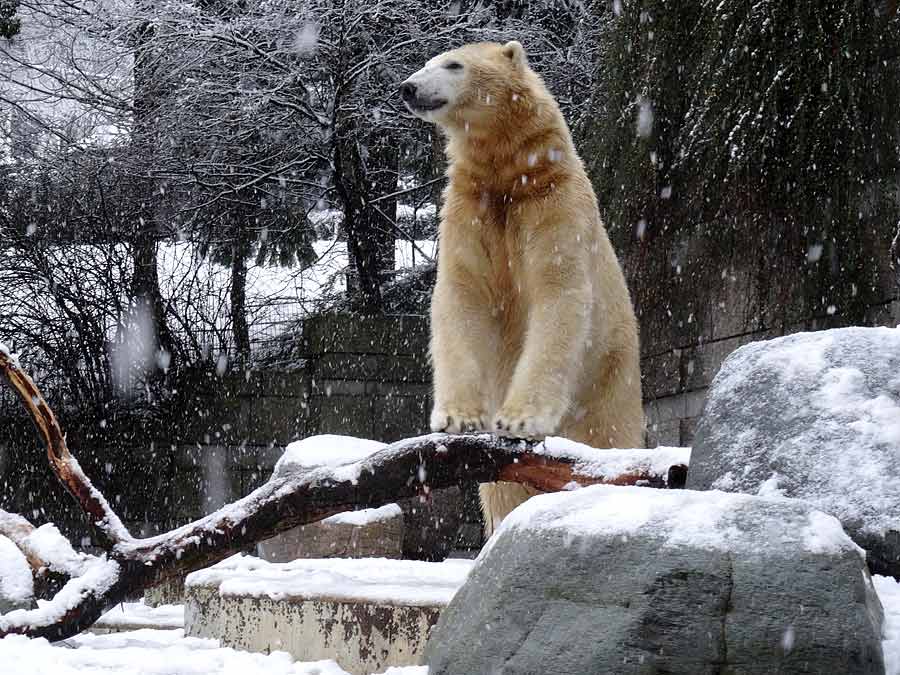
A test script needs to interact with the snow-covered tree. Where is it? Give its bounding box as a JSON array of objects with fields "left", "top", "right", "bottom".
[{"left": 588, "top": 0, "right": 900, "bottom": 340}]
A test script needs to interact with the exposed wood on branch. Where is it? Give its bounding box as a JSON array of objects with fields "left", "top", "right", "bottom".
[
  {"left": 0, "top": 509, "right": 44, "bottom": 573},
  {"left": 0, "top": 346, "right": 687, "bottom": 641},
  {"left": 0, "top": 349, "right": 132, "bottom": 549}
]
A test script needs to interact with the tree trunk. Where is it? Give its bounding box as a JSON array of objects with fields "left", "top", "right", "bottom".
[
  {"left": 230, "top": 226, "right": 252, "bottom": 362},
  {"left": 131, "top": 235, "right": 176, "bottom": 371},
  {"left": 333, "top": 137, "right": 384, "bottom": 314},
  {"left": 129, "top": 9, "right": 175, "bottom": 374}
]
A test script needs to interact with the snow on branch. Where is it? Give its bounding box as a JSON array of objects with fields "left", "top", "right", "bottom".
[
  {"left": 0, "top": 347, "right": 687, "bottom": 641},
  {"left": 0, "top": 348, "right": 132, "bottom": 549}
]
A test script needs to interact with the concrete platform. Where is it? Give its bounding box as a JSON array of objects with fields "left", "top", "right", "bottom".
[
  {"left": 184, "top": 555, "right": 473, "bottom": 675},
  {"left": 92, "top": 601, "right": 185, "bottom": 634}
]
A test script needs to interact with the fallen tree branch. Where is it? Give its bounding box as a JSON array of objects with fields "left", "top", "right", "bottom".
[
  {"left": 0, "top": 344, "right": 688, "bottom": 641},
  {"left": 0, "top": 348, "right": 131, "bottom": 549}
]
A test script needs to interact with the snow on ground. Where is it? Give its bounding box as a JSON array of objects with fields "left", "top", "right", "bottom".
[
  {"left": 186, "top": 554, "right": 473, "bottom": 608},
  {"left": 95, "top": 601, "right": 184, "bottom": 631},
  {"left": 0, "top": 629, "right": 352, "bottom": 675},
  {"left": 157, "top": 237, "right": 436, "bottom": 324}
]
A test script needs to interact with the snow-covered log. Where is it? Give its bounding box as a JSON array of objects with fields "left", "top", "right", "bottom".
[{"left": 0, "top": 346, "right": 687, "bottom": 641}]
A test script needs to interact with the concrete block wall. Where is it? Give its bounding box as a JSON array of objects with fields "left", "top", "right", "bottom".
[
  {"left": 5, "top": 298, "right": 900, "bottom": 553},
  {"left": 642, "top": 299, "right": 900, "bottom": 447}
]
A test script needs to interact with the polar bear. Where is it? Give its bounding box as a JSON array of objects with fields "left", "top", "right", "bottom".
[{"left": 400, "top": 41, "right": 643, "bottom": 535}]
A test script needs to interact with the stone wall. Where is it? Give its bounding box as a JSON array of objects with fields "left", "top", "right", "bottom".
[
  {"left": 642, "top": 298, "right": 900, "bottom": 447},
  {"left": 3, "top": 296, "right": 900, "bottom": 556},
  {"left": 162, "top": 314, "right": 481, "bottom": 558}
]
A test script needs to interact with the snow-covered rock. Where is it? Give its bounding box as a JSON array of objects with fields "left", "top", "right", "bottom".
[
  {"left": 424, "top": 485, "right": 884, "bottom": 674},
  {"left": 686, "top": 327, "right": 900, "bottom": 575}
]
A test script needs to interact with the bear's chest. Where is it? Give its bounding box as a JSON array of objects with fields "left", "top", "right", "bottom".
[{"left": 476, "top": 206, "right": 526, "bottom": 308}]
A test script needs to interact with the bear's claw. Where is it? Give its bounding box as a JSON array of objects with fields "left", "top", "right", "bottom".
[
  {"left": 492, "top": 406, "right": 560, "bottom": 440},
  {"left": 430, "top": 407, "right": 488, "bottom": 434}
]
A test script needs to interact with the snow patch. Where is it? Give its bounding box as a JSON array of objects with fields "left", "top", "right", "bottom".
[
  {"left": 875, "top": 575, "right": 900, "bottom": 675},
  {"left": 323, "top": 504, "right": 402, "bottom": 527},
  {"left": 493, "top": 484, "right": 862, "bottom": 557},
  {"left": 0, "top": 558, "right": 120, "bottom": 633},
  {"left": 0, "top": 536, "right": 34, "bottom": 607},
  {"left": 24, "top": 523, "right": 91, "bottom": 577},
  {"left": 0, "top": 341, "right": 20, "bottom": 368},
  {"left": 0, "top": 629, "right": 351, "bottom": 675},
  {"left": 276, "top": 435, "right": 387, "bottom": 473},
  {"left": 800, "top": 510, "right": 863, "bottom": 556},
  {"left": 536, "top": 438, "right": 689, "bottom": 482},
  {"left": 186, "top": 555, "right": 473, "bottom": 608},
  {"left": 95, "top": 601, "right": 184, "bottom": 631}
]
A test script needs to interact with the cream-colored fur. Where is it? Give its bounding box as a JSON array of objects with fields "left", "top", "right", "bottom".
[{"left": 402, "top": 41, "right": 643, "bottom": 537}]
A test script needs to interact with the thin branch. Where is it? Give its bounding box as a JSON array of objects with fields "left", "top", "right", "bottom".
[{"left": 368, "top": 177, "right": 444, "bottom": 204}]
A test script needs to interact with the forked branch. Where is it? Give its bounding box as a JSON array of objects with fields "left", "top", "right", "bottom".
[{"left": 0, "top": 345, "right": 687, "bottom": 641}]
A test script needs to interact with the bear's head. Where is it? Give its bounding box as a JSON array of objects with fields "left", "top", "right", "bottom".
[{"left": 399, "top": 41, "right": 536, "bottom": 133}]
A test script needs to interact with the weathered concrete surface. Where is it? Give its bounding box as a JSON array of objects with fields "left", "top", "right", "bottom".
[
  {"left": 186, "top": 587, "right": 438, "bottom": 674},
  {"left": 686, "top": 327, "right": 900, "bottom": 576},
  {"left": 144, "top": 574, "right": 188, "bottom": 607},
  {"left": 185, "top": 556, "right": 472, "bottom": 675},
  {"left": 425, "top": 485, "right": 885, "bottom": 675}
]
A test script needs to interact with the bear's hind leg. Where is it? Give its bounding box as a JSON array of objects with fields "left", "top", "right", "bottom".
[{"left": 479, "top": 482, "right": 541, "bottom": 538}]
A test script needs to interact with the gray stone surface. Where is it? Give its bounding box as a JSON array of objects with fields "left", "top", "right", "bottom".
[
  {"left": 424, "top": 485, "right": 885, "bottom": 675},
  {"left": 257, "top": 504, "right": 404, "bottom": 561},
  {"left": 686, "top": 327, "right": 900, "bottom": 576}
]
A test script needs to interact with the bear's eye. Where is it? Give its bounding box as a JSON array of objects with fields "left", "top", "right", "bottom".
[{"left": 444, "top": 61, "right": 463, "bottom": 71}]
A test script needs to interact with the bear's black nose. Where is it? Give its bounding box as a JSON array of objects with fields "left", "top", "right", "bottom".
[{"left": 399, "top": 81, "right": 417, "bottom": 103}]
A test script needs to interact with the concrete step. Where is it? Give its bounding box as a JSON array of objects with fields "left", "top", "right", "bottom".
[{"left": 184, "top": 555, "right": 473, "bottom": 675}]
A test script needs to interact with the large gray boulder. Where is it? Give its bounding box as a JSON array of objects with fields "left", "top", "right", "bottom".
[
  {"left": 424, "top": 485, "right": 884, "bottom": 675},
  {"left": 685, "top": 327, "right": 900, "bottom": 575}
]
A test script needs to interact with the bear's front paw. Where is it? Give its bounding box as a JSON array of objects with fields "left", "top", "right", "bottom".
[
  {"left": 430, "top": 406, "right": 489, "bottom": 434},
  {"left": 492, "top": 405, "right": 561, "bottom": 440}
]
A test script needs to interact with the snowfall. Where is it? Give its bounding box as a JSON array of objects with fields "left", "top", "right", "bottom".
[{"left": 2, "top": 394, "right": 900, "bottom": 672}]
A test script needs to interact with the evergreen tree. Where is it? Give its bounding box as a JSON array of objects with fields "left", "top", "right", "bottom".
[{"left": 588, "top": 0, "right": 900, "bottom": 344}]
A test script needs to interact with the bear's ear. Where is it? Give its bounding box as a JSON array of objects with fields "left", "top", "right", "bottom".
[{"left": 501, "top": 40, "right": 527, "bottom": 67}]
